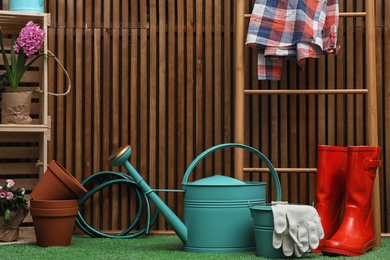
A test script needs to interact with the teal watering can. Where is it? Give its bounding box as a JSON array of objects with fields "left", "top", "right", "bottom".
[{"left": 105, "top": 143, "right": 282, "bottom": 253}]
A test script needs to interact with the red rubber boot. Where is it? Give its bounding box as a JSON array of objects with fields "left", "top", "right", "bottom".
[
  {"left": 321, "top": 146, "right": 382, "bottom": 256},
  {"left": 314, "top": 145, "right": 348, "bottom": 252}
]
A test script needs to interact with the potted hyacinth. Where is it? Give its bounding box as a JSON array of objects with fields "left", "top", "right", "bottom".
[
  {"left": 0, "top": 179, "right": 29, "bottom": 242},
  {"left": 0, "top": 20, "right": 46, "bottom": 124}
]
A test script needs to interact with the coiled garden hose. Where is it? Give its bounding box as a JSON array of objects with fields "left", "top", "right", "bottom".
[{"left": 76, "top": 171, "right": 159, "bottom": 238}]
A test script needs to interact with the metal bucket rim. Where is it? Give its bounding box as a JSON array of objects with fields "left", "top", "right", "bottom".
[
  {"left": 185, "top": 181, "right": 266, "bottom": 187},
  {"left": 249, "top": 203, "right": 273, "bottom": 211}
]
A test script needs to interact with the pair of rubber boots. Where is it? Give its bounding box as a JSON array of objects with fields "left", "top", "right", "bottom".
[{"left": 315, "top": 145, "right": 381, "bottom": 256}]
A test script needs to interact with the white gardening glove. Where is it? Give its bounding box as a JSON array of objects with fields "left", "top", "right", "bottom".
[
  {"left": 272, "top": 205, "right": 294, "bottom": 257},
  {"left": 273, "top": 226, "right": 295, "bottom": 256},
  {"left": 272, "top": 204, "right": 324, "bottom": 257},
  {"left": 285, "top": 204, "right": 324, "bottom": 252}
]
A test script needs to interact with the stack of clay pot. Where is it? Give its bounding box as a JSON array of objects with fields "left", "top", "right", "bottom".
[{"left": 30, "top": 160, "right": 87, "bottom": 247}]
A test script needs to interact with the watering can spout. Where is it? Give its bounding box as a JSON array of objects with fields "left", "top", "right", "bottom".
[{"left": 108, "top": 145, "right": 188, "bottom": 243}]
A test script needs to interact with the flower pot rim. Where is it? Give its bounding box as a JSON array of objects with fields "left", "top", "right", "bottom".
[
  {"left": 2, "top": 90, "right": 33, "bottom": 95},
  {"left": 30, "top": 199, "right": 79, "bottom": 209},
  {"left": 30, "top": 206, "right": 79, "bottom": 217},
  {"left": 48, "top": 160, "right": 87, "bottom": 198}
]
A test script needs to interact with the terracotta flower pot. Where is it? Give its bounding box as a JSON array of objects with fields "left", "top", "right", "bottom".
[
  {"left": 0, "top": 208, "right": 28, "bottom": 242},
  {"left": 30, "top": 199, "right": 79, "bottom": 247},
  {"left": 31, "top": 160, "right": 87, "bottom": 200}
]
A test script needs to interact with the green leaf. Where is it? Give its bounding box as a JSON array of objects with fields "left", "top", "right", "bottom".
[{"left": 4, "top": 208, "right": 11, "bottom": 221}]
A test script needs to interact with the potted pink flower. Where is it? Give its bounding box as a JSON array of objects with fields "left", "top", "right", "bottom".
[
  {"left": 0, "top": 179, "right": 29, "bottom": 242},
  {"left": 0, "top": 20, "right": 46, "bottom": 124}
]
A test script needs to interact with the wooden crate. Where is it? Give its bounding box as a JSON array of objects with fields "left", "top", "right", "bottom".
[
  {"left": 0, "top": 132, "right": 47, "bottom": 226},
  {"left": 0, "top": 11, "right": 51, "bottom": 227},
  {"left": 0, "top": 11, "right": 50, "bottom": 125}
]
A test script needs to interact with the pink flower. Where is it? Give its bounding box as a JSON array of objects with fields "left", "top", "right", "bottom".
[
  {"left": 6, "top": 179, "right": 15, "bottom": 188},
  {"left": 0, "top": 190, "right": 6, "bottom": 198},
  {"left": 6, "top": 192, "right": 14, "bottom": 200},
  {"left": 14, "top": 21, "right": 45, "bottom": 58}
]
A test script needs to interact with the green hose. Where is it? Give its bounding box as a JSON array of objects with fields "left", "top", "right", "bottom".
[{"left": 76, "top": 171, "right": 159, "bottom": 238}]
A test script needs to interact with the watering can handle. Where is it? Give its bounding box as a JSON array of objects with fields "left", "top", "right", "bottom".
[{"left": 181, "top": 143, "right": 282, "bottom": 201}]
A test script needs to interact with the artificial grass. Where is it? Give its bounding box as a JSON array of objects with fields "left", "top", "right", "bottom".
[{"left": 1, "top": 235, "right": 389, "bottom": 260}]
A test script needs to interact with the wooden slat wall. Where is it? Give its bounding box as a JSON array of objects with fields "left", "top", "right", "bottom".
[
  {"left": 1, "top": 0, "right": 389, "bottom": 233},
  {"left": 43, "top": 0, "right": 236, "bottom": 232}
]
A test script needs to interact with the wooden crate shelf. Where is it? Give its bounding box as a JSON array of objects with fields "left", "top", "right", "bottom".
[{"left": 0, "top": 11, "right": 51, "bottom": 227}]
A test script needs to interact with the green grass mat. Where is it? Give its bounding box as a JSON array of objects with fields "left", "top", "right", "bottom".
[{"left": 1, "top": 235, "right": 389, "bottom": 260}]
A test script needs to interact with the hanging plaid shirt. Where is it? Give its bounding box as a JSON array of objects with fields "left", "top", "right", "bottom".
[{"left": 246, "top": 0, "right": 339, "bottom": 80}]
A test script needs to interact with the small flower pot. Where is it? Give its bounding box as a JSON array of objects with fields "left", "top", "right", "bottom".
[
  {"left": 0, "top": 208, "right": 28, "bottom": 242},
  {"left": 9, "top": 0, "right": 44, "bottom": 13},
  {"left": 31, "top": 160, "right": 87, "bottom": 200},
  {"left": 30, "top": 199, "right": 79, "bottom": 247},
  {"left": 1, "top": 91, "right": 33, "bottom": 124}
]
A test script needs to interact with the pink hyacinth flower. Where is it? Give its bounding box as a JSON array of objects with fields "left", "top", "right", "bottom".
[
  {"left": 14, "top": 21, "right": 45, "bottom": 58},
  {"left": 6, "top": 191, "right": 14, "bottom": 200},
  {"left": 6, "top": 179, "right": 15, "bottom": 188}
]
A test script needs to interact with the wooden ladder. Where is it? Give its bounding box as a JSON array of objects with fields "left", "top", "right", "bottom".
[{"left": 233, "top": 0, "right": 381, "bottom": 246}]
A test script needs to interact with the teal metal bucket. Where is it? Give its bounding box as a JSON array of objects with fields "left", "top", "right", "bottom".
[
  {"left": 250, "top": 204, "right": 286, "bottom": 258},
  {"left": 9, "top": 0, "right": 44, "bottom": 13},
  {"left": 183, "top": 176, "right": 267, "bottom": 253}
]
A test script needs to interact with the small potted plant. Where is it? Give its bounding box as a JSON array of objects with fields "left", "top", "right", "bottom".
[
  {"left": 0, "top": 179, "right": 29, "bottom": 242},
  {"left": 0, "top": 20, "right": 46, "bottom": 124},
  {"left": 8, "top": 0, "right": 44, "bottom": 13}
]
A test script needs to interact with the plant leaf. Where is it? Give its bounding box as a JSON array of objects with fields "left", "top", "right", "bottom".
[{"left": 4, "top": 208, "right": 10, "bottom": 221}]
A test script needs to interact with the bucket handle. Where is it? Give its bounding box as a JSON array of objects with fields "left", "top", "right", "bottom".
[{"left": 181, "top": 143, "right": 282, "bottom": 201}]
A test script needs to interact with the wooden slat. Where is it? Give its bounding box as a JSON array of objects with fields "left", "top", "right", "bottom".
[
  {"left": 65, "top": 28, "right": 74, "bottom": 171},
  {"left": 176, "top": 0, "right": 185, "bottom": 219},
  {"left": 204, "top": 0, "right": 213, "bottom": 179},
  {"left": 223, "top": 1, "right": 234, "bottom": 179},
  {"left": 0, "top": 132, "right": 39, "bottom": 142},
  {"left": 214, "top": 0, "right": 222, "bottom": 177},
  {"left": 129, "top": 6, "right": 140, "bottom": 229},
  {"left": 384, "top": 25, "right": 390, "bottom": 235},
  {"left": 244, "top": 89, "right": 368, "bottom": 95},
  {"left": 0, "top": 147, "right": 39, "bottom": 158},
  {"left": 0, "top": 163, "right": 39, "bottom": 175},
  {"left": 194, "top": 0, "right": 204, "bottom": 183},
  {"left": 185, "top": 0, "right": 196, "bottom": 184},
  {"left": 234, "top": 0, "right": 246, "bottom": 182},
  {"left": 156, "top": 0, "right": 166, "bottom": 231},
  {"left": 166, "top": 0, "right": 176, "bottom": 229},
  {"left": 365, "top": 0, "right": 381, "bottom": 246},
  {"left": 346, "top": 0, "right": 354, "bottom": 145},
  {"left": 57, "top": 0, "right": 65, "bottom": 27}
]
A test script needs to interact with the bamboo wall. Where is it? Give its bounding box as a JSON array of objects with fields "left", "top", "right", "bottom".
[{"left": 1, "top": 0, "right": 389, "bottom": 233}]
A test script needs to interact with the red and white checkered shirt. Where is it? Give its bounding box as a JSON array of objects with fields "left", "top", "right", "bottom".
[{"left": 246, "top": 0, "right": 339, "bottom": 80}]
